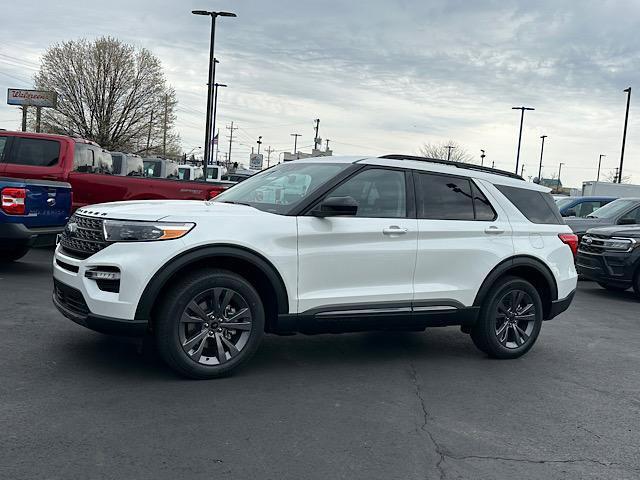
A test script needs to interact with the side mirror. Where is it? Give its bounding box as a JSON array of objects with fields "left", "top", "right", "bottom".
[
  {"left": 562, "top": 209, "right": 577, "bottom": 217},
  {"left": 618, "top": 217, "right": 636, "bottom": 225},
  {"left": 312, "top": 196, "right": 358, "bottom": 217}
]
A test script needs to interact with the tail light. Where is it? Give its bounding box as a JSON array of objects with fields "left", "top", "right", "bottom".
[
  {"left": 558, "top": 233, "right": 579, "bottom": 257},
  {"left": 1, "top": 187, "right": 26, "bottom": 215},
  {"left": 208, "top": 187, "right": 225, "bottom": 199}
]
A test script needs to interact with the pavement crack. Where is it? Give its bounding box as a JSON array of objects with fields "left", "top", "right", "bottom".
[
  {"left": 446, "top": 454, "right": 619, "bottom": 468},
  {"left": 408, "top": 361, "right": 448, "bottom": 480}
]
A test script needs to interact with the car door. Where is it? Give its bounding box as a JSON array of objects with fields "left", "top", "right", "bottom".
[
  {"left": 297, "top": 167, "right": 418, "bottom": 315},
  {"left": 413, "top": 173, "right": 514, "bottom": 308}
]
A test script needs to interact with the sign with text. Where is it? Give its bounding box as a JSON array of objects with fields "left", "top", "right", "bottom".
[
  {"left": 7, "top": 89, "right": 58, "bottom": 108},
  {"left": 249, "top": 153, "right": 263, "bottom": 170}
]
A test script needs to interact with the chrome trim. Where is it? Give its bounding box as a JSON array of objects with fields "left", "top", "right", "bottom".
[
  {"left": 316, "top": 307, "right": 412, "bottom": 317},
  {"left": 412, "top": 305, "right": 457, "bottom": 312}
]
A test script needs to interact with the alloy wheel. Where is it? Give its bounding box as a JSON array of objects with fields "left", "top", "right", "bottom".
[
  {"left": 179, "top": 287, "right": 253, "bottom": 365},
  {"left": 494, "top": 289, "right": 536, "bottom": 349}
]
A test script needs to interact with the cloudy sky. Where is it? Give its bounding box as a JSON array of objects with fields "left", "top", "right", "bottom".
[{"left": 1, "top": 0, "right": 639, "bottom": 186}]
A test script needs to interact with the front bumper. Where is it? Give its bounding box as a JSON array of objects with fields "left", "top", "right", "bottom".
[
  {"left": 576, "top": 249, "right": 639, "bottom": 287},
  {"left": 0, "top": 222, "right": 63, "bottom": 247}
]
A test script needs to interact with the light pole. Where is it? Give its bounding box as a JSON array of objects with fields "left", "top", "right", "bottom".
[
  {"left": 557, "top": 162, "right": 565, "bottom": 192},
  {"left": 480, "top": 149, "right": 486, "bottom": 166},
  {"left": 537, "top": 135, "right": 547, "bottom": 182},
  {"left": 256, "top": 136, "right": 262, "bottom": 155},
  {"left": 445, "top": 145, "right": 455, "bottom": 161},
  {"left": 192, "top": 9, "right": 236, "bottom": 166},
  {"left": 512, "top": 106, "right": 535, "bottom": 174},
  {"left": 212, "top": 81, "right": 227, "bottom": 164},
  {"left": 291, "top": 133, "right": 301, "bottom": 159},
  {"left": 594, "top": 154, "right": 606, "bottom": 195},
  {"left": 619, "top": 87, "right": 632, "bottom": 183}
]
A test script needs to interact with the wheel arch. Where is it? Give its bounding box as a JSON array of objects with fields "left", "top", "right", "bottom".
[
  {"left": 473, "top": 255, "right": 558, "bottom": 319},
  {"left": 135, "top": 244, "right": 290, "bottom": 332}
]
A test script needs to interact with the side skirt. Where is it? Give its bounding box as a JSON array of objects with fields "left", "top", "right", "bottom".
[{"left": 274, "top": 302, "right": 479, "bottom": 335}]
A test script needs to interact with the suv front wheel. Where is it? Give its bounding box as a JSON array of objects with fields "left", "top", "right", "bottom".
[
  {"left": 471, "top": 276, "right": 543, "bottom": 359},
  {"left": 155, "top": 269, "right": 265, "bottom": 379}
]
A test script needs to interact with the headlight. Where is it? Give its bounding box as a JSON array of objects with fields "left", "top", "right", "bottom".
[
  {"left": 602, "top": 237, "right": 636, "bottom": 252},
  {"left": 103, "top": 220, "right": 195, "bottom": 242}
]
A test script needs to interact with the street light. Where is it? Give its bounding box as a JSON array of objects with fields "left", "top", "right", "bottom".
[
  {"left": 480, "top": 149, "right": 486, "bottom": 166},
  {"left": 557, "top": 162, "right": 565, "bottom": 192},
  {"left": 256, "top": 136, "right": 262, "bottom": 155},
  {"left": 618, "top": 87, "right": 632, "bottom": 183},
  {"left": 445, "top": 145, "right": 455, "bottom": 161},
  {"left": 192, "top": 9, "right": 237, "bottom": 165},
  {"left": 212, "top": 81, "right": 227, "bottom": 163},
  {"left": 537, "top": 135, "right": 547, "bottom": 182},
  {"left": 291, "top": 133, "right": 301, "bottom": 159},
  {"left": 512, "top": 106, "right": 535, "bottom": 174}
]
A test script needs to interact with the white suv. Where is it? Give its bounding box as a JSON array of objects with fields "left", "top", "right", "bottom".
[{"left": 52, "top": 155, "right": 578, "bottom": 378}]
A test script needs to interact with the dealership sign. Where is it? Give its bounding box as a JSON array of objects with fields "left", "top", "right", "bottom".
[
  {"left": 249, "top": 153, "right": 263, "bottom": 170},
  {"left": 7, "top": 89, "right": 58, "bottom": 108}
]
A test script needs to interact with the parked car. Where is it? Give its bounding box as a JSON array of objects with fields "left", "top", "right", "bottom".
[
  {"left": 565, "top": 198, "right": 640, "bottom": 239},
  {"left": 555, "top": 196, "right": 617, "bottom": 218},
  {"left": 0, "top": 132, "right": 228, "bottom": 210},
  {"left": 111, "top": 152, "right": 144, "bottom": 176},
  {"left": 178, "top": 165, "right": 205, "bottom": 181},
  {"left": 52, "top": 154, "right": 577, "bottom": 379},
  {"left": 0, "top": 176, "right": 71, "bottom": 261},
  {"left": 576, "top": 225, "right": 640, "bottom": 296},
  {"left": 143, "top": 157, "right": 179, "bottom": 179}
]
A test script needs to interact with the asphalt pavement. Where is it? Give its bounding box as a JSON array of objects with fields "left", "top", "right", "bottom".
[{"left": 1, "top": 248, "right": 639, "bottom": 480}]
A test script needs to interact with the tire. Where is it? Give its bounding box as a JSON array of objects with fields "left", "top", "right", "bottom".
[
  {"left": 597, "top": 282, "right": 629, "bottom": 292},
  {"left": 155, "top": 269, "right": 265, "bottom": 379},
  {"left": 471, "top": 276, "right": 543, "bottom": 359},
  {"left": 0, "top": 245, "right": 30, "bottom": 263}
]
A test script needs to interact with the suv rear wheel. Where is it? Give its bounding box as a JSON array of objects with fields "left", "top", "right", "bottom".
[
  {"left": 471, "top": 276, "right": 543, "bottom": 359},
  {"left": 155, "top": 269, "right": 265, "bottom": 379}
]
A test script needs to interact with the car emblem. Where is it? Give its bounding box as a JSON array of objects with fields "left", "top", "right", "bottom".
[
  {"left": 584, "top": 237, "right": 593, "bottom": 244},
  {"left": 47, "top": 197, "right": 56, "bottom": 206},
  {"left": 66, "top": 222, "right": 78, "bottom": 235}
]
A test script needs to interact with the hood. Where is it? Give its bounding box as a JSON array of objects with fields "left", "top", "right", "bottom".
[
  {"left": 76, "top": 200, "right": 265, "bottom": 222},
  {"left": 563, "top": 216, "right": 612, "bottom": 234},
  {"left": 586, "top": 225, "right": 640, "bottom": 238}
]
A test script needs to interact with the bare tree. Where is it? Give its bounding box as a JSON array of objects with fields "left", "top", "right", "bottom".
[
  {"left": 418, "top": 140, "right": 473, "bottom": 163},
  {"left": 34, "top": 37, "right": 180, "bottom": 156},
  {"left": 604, "top": 170, "right": 632, "bottom": 183}
]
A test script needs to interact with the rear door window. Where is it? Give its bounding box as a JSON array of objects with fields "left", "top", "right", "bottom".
[
  {"left": 496, "top": 185, "right": 562, "bottom": 224},
  {"left": 5, "top": 137, "right": 60, "bottom": 166},
  {"left": 73, "top": 144, "right": 95, "bottom": 173},
  {"left": 0, "top": 137, "right": 8, "bottom": 162},
  {"left": 416, "top": 172, "right": 474, "bottom": 220}
]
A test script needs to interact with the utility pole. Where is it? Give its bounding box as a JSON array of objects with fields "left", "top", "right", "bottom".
[
  {"left": 480, "top": 149, "right": 486, "bottom": 166},
  {"left": 597, "top": 154, "right": 606, "bottom": 183},
  {"left": 537, "top": 135, "right": 547, "bottom": 182},
  {"left": 291, "top": 133, "right": 302, "bottom": 159},
  {"left": 521, "top": 164, "right": 525, "bottom": 177},
  {"left": 21, "top": 106, "right": 27, "bottom": 132},
  {"left": 492, "top": 161, "right": 495, "bottom": 169},
  {"left": 313, "top": 119, "right": 320, "bottom": 151},
  {"left": 325, "top": 139, "right": 330, "bottom": 151},
  {"left": 557, "top": 163, "right": 565, "bottom": 192},
  {"left": 35, "top": 107, "right": 42, "bottom": 133},
  {"left": 265, "top": 146, "right": 274, "bottom": 167},
  {"left": 146, "top": 110, "right": 154, "bottom": 153},
  {"left": 614, "top": 167, "right": 619, "bottom": 183},
  {"left": 162, "top": 94, "right": 168, "bottom": 156},
  {"left": 256, "top": 136, "right": 262, "bottom": 155},
  {"left": 512, "top": 106, "right": 535, "bottom": 174},
  {"left": 619, "top": 87, "right": 632, "bottom": 183},
  {"left": 226, "top": 121, "right": 237, "bottom": 166},
  {"left": 445, "top": 145, "right": 455, "bottom": 161},
  {"left": 212, "top": 78, "right": 226, "bottom": 164}
]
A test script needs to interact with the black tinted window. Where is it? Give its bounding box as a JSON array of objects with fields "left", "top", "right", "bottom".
[
  {"left": 7, "top": 138, "right": 60, "bottom": 166},
  {"left": 111, "top": 153, "right": 124, "bottom": 174},
  {"left": 496, "top": 185, "right": 562, "bottom": 224},
  {"left": 0, "top": 137, "right": 7, "bottom": 161},
  {"left": 619, "top": 206, "right": 640, "bottom": 224},
  {"left": 472, "top": 183, "right": 497, "bottom": 221},
  {"left": 417, "top": 172, "right": 474, "bottom": 220},
  {"left": 329, "top": 168, "right": 406, "bottom": 218}
]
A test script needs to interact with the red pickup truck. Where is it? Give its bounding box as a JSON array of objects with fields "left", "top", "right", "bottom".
[{"left": 0, "top": 131, "right": 228, "bottom": 210}]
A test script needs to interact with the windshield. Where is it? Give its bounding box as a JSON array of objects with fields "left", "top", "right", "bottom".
[
  {"left": 555, "top": 197, "right": 574, "bottom": 209},
  {"left": 588, "top": 199, "right": 636, "bottom": 218},
  {"left": 214, "top": 162, "right": 350, "bottom": 214},
  {"left": 144, "top": 160, "right": 162, "bottom": 177}
]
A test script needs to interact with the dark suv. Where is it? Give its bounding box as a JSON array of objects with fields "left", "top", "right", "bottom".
[
  {"left": 565, "top": 198, "right": 640, "bottom": 239},
  {"left": 576, "top": 225, "right": 640, "bottom": 296}
]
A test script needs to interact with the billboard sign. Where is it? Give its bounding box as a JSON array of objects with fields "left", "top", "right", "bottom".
[
  {"left": 7, "top": 89, "right": 58, "bottom": 108},
  {"left": 249, "top": 153, "right": 263, "bottom": 170}
]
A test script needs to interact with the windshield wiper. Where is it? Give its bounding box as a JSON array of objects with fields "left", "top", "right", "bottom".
[{"left": 219, "top": 200, "right": 253, "bottom": 207}]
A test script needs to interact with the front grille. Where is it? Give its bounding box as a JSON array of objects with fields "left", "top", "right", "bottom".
[
  {"left": 59, "top": 214, "right": 108, "bottom": 259},
  {"left": 578, "top": 235, "right": 605, "bottom": 254},
  {"left": 54, "top": 279, "right": 89, "bottom": 316}
]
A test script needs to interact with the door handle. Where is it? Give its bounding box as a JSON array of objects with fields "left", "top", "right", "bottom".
[
  {"left": 485, "top": 225, "right": 504, "bottom": 235},
  {"left": 383, "top": 226, "right": 408, "bottom": 235}
]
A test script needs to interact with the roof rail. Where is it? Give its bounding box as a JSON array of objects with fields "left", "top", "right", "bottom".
[{"left": 380, "top": 154, "right": 524, "bottom": 180}]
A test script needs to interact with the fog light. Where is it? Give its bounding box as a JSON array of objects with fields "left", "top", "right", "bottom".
[{"left": 85, "top": 269, "right": 121, "bottom": 281}]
